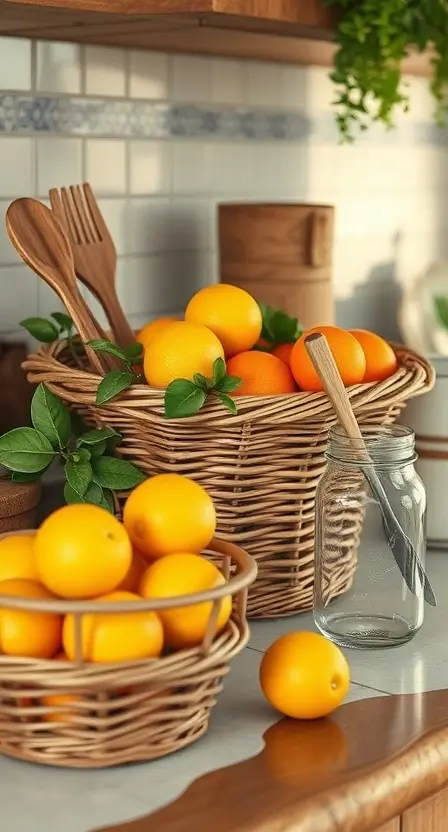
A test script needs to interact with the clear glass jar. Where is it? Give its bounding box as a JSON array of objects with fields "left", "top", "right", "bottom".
[{"left": 314, "top": 424, "right": 426, "bottom": 649}]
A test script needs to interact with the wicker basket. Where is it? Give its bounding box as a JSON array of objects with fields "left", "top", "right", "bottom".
[
  {"left": 24, "top": 342, "right": 434, "bottom": 619},
  {"left": 0, "top": 532, "right": 256, "bottom": 768}
]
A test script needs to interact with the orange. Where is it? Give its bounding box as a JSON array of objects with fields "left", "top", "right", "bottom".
[
  {"left": 139, "top": 553, "right": 231, "bottom": 649},
  {"left": 260, "top": 631, "right": 350, "bottom": 720},
  {"left": 0, "top": 533, "right": 38, "bottom": 582},
  {"left": 185, "top": 285, "right": 262, "bottom": 358},
  {"left": 272, "top": 342, "right": 294, "bottom": 365},
  {"left": 41, "top": 652, "right": 85, "bottom": 723},
  {"left": 290, "top": 326, "right": 366, "bottom": 392},
  {"left": 137, "top": 317, "right": 178, "bottom": 348},
  {"left": 226, "top": 351, "right": 297, "bottom": 396},
  {"left": 123, "top": 473, "right": 216, "bottom": 560},
  {"left": 349, "top": 329, "right": 398, "bottom": 383},
  {"left": 62, "top": 591, "right": 164, "bottom": 663},
  {"left": 116, "top": 547, "right": 147, "bottom": 592},
  {"left": 34, "top": 504, "right": 132, "bottom": 600},
  {"left": 143, "top": 321, "right": 224, "bottom": 388},
  {"left": 0, "top": 578, "right": 62, "bottom": 658}
]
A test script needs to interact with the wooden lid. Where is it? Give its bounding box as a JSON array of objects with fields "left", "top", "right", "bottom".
[{"left": 0, "top": 479, "right": 41, "bottom": 520}]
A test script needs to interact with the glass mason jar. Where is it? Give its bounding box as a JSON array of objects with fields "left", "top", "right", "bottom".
[{"left": 314, "top": 424, "right": 426, "bottom": 649}]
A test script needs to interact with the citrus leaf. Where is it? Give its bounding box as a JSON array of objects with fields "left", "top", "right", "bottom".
[
  {"left": 164, "top": 380, "right": 206, "bottom": 419},
  {"left": 77, "top": 447, "right": 91, "bottom": 463},
  {"left": 64, "top": 480, "right": 103, "bottom": 506},
  {"left": 0, "top": 428, "right": 55, "bottom": 473},
  {"left": 84, "top": 439, "right": 106, "bottom": 458},
  {"left": 192, "top": 373, "right": 208, "bottom": 391},
  {"left": 124, "top": 342, "right": 144, "bottom": 360},
  {"left": 65, "top": 457, "right": 93, "bottom": 498},
  {"left": 78, "top": 427, "right": 120, "bottom": 445},
  {"left": 101, "top": 489, "right": 115, "bottom": 514},
  {"left": 70, "top": 412, "right": 88, "bottom": 437},
  {"left": 11, "top": 471, "right": 41, "bottom": 483},
  {"left": 87, "top": 339, "right": 128, "bottom": 363},
  {"left": 30, "top": 383, "right": 71, "bottom": 450},
  {"left": 215, "top": 375, "right": 242, "bottom": 394},
  {"left": 51, "top": 311, "right": 73, "bottom": 333},
  {"left": 92, "top": 456, "right": 146, "bottom": 491},
  {"left": 96, "top": 371, "right": 134, "bottom": 405},
  {"left": 435, "top": 296, "right": 448, "bottom": 329},
  {"left": 20, "top": 317, "right": 59, "bottom": 343},
  {"left": 216, "top": 392, "right": 238, "bottom": 415},
  {"left": 212, "top": 357, "right": 227, "bottom": 386}
]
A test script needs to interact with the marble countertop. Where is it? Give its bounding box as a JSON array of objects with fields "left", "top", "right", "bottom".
[{"left": 0, "top": 485, "right": 444, "bottom": 831}]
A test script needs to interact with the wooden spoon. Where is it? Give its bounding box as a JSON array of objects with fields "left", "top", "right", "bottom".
[
  {"left": 305, "top": 331, "right": 435, "bottom": 606},
  {"left": 5, "top": 198, "right": 113, "bottom": 375}
]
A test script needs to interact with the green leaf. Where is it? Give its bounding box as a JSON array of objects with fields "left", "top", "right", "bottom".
[
  {"left": 192, "top": 373, "right": 208, "bottom": 391},
  {"left": 164, "top": 380, "right": 207, "bottom": 419},
  {"left": 435, "top": 296, "right": 448, "bottom": 329},
  {"left": 11, "top": 471, "right": 42, "bottom": 483},
  {"left": 64, "top": 480, "right": 103, "bottom": 506},
  {"left": 70, "top": 412, "right": 88, "bottom": 437},
  {"left": 77, "top": 447, "right": 91, "bottom": 463},
  {"left": 65, "top": 457, "right": 93, "bottom": 498},
  {"left": 87, "top": 339, "right": 128, "bottom": 363},
  {"left": 215, "top": 375, "right": 242, "bottom": 394},
  {"left": 0, "top": 427, "right": 55, "bottom": 473},
  {"left": 92, "top": 455, "right": 146, "bottom": 491},
  {"left": 86, "top": 439, "right": 107, "bottom": 457},
  {"left": 30, "top": 383, "right": 71, "bottom": 450},
  {"left": 20, "top": 317, "right": 59, "bottom": 343},
  {"left": 124, "top": 342, "right": 144, "bottom": 360},
  {"left": 96, "top": 371, "right": 134, "bottom": 405},
  {"left": 258, "top": 303, "right": 301, "bottom": 346},
  {"left": 78, "top": 427, "right": 120, "bottom": 445},
  {"left": 216, "top": 392, "right": 238, "bottom": 415},
  {"left": 101, "top": 489, "right": 115, "bottom": 514},
  {"left": 212, "top": 357, "right": 227, "bottom": 386},
  {"left": 51, "top": 311, "right": 73, "bottom": 333}
]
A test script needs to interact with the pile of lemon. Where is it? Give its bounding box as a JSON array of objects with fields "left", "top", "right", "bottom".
[{"left": 0, "top": 473, "right": 231, "bottom": 664}]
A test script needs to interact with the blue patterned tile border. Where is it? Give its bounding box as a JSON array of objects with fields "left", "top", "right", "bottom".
[{"left": 0, "top": 93, "right": 447, "bottom": 144}]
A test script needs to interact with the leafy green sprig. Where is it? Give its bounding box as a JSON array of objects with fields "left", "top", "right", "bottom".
[
  {"left": 435, "top": 296, "right": 448, "bottom": 329},
  {"left": 164, "top": 358, "right": 242, "bottom": 418},
  {"left": 257, "top": 303, "right": 302, "bottom": 350},
  {"left": 87, "top": 340, "right": 144, "bottom": 404},
  {"left": 0, "top": 384, "right": 145, "bottom": 512}
]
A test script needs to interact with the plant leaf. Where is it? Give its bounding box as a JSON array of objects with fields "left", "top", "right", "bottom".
[
  {"left": 51, "top": 311, "right": 73, "bottom": 333},
  {"left": 86, "top": 439, "right": 107, "bottom": 458},
  {"left": 64, "top": 480, "right": 104, "bottom": 506},
  {"left": 30, "top": 383, "right": 71, "bottom": 450},
  {"left": 20, "top": 317, "right": 59, "bottom": 343},
  {"left": 124, "top": 342, "right": 144, "bottom": 360},
  {"left": 101, "top": 489, "right": 115, "bottom": 513},
  {"left": 216, "top": 392, "right": 238, "bottom": 415},
  {"left": 0, "top": 427, "right": 55, "bottom": 473},
  {"left": 96, "top": 371, "right": 134, "bottom": 405},
  {"left": 78, "top": 427, "right": 120, "bottom": 445},
  {"left": 435, "top": 296, "right": 448, "bottom": 329},
  {"left": 87, "top": 339, "right": 128, "bottom": 362},
  {"left": 70, "top": 412, "right": 88, "bottom": 437},
  {"left": 164, "top": 380, "right": 207, "bottom": 419},
  {"left": 212, "top": 357, "right": 227, "bottom": 386},
  {"left": 92, "top": 456, "right": 146, "bottom": 491},
  {"left": 192, "top": 373, "right": 208, "bottom": 391},
  {"left": 11, "top": 471, "right": 42, "bottom": 483},
  {"left": 65, "top": 457, "right": 93, "bottom": 498},
  {"left": 215, "top": 375, "right": 242, "bottom": 394},
  {"left": 258, "top": 303, "right": 301, "bottom": 346}
]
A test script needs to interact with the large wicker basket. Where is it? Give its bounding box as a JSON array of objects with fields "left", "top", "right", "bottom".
[
  {"left": 24, "top": 342, "right": 434, "bottom": 619},
  {"left": 0, "top": 531, "right": 256, "bottom": 768}
]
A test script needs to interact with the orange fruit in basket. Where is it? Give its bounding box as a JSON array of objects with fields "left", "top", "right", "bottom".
[
  {"left": 226, "top": 350, "right": 297, "bottom": 396},
  {"left": 123, "top": 473, "right": 216, "bottom": 560},
  {"left": 143, "top": 321, "right": 224, "bottom": 388},
  {"left": 116, "top": 547, "right": 147, "bottom": 592},
  {"left": 0, "top": 533, "right": 38, "bottom": 583},
  {"left": 41, "top": 652, "right": 85, "bottom": 723},
  {"left": 139, "top": 553, "right": 231, "bottom": 649},
  {"left": 185, "top": 285, "right": 262, "bottom": 358},
  {"left": 272, "top": 342, "right": 294, "bottom": 365},
  {"left": 137, "top": 317, "right": 178, "bottom": 348},
  {"left": 260, "top": 632, "right": 350, "bottom": 720},
  {"left": 349, "top": 329, "right": 398, "bottom": 383},
  {"left": 63, "top": 591, "right": 164, "bottom": 663},
  {"left": 35, "top": 504, "right": 132, "bottom": 599},
  {"left": 0, "top": 578, "right": 62, "bottom": 658},
  {"left": 290, "top": 326, "right": 366, "bottom": 392}
]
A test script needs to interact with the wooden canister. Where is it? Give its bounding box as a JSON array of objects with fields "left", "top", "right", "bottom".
[
  {"left": 0, "top": 479, "right": 42, "bottom": 534},
  {"left": 218, "top": 203, "right": 335, "bottom": 329}
]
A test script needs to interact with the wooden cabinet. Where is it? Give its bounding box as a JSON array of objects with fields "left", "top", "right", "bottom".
[{"left": 402, "top": 790, "right": 448, "bottom": 831}]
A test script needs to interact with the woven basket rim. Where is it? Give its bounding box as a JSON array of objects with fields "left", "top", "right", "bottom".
[{"left": 0, "top": 531, "right": 257, "bottom": 613}]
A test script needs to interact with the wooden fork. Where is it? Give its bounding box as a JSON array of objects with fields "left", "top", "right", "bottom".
[{"left": 49, "top": 183, "right": 136, "bottom": 349}]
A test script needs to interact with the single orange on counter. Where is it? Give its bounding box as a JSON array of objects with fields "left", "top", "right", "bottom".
[
  {"left": 137, "top": 317, "right": 178, "bottom": 348},
  {"left": 139, "top": 553, "right": 232, "bottom": 649},
  {"left": 34, "top": 504, "right": 132, "bottom": 600},
  {"left": 0, "top": 533, "right": 38, "bottom": 583},
  {"left": 0, "top": 578, "right": 62, "bottom": 659},
  {"left": 62, "top": 591, "right": 164, "bottom": 663},
  {"left": 290, "top": 326, "right": 366, "bottom": 392},
  {"left": 349, "top": 329, "right": 398, "bottom": 383},
  {"left": 226, "top": 350, "right": 297, "bottom": 396},
  {"left": 260, "top": 631, "right": 350, "bottom": 720},
  {"left": 272, "top": 342, "right": 294, "bottom": 365}
]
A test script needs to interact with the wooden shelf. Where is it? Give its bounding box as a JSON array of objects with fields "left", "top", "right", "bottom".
[{"left": 0, "top": 0, "right": 432, "bottom": 72}]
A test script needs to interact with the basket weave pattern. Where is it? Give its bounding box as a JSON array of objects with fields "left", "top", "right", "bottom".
[
  {"left": 0, "top": 535, "right": 255, "bottom": 768},
  {"left": 24, "top": 343, "right": 434, "bottom": 619}
]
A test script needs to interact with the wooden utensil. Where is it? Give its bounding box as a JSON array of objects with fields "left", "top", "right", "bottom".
[
  {"left": 5, "top": 198, "right": 112, "bottom": 376},
  {"left": 49, "top": 183, "right": 136, "bottom": 349},
  {"left": 305, "top": 331, "right": 436, "bottom": 606}
]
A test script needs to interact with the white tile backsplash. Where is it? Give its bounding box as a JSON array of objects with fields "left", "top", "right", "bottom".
[
  {"left": 0, "top": 37, "right": 31, "bottom": 90},
  {"left": 0, "top": 137, "right": 34, "bottom": 198},
  {"left": 129, "top": 50, "right": 169, "bottom": 100},
  {"left": 97, "top": 198, "right": 128, "bottom": 256},
  {"left": 172, "top": 55, "right": 212, "bottom": 103},
  {"left": 85, "top": 139, "right": 127, "bottom": 194},
  {"left": 129, "top": 140, "right": 171, "bottom": 195},
  {"left": 172, "top": 141, "right": 212, "bottom": 193},
  {"left": 36, "top": 41, "right": 81, "bottom": 94},
  {"left": 84, "top": 46, "right": 126, "bottom": 97},
  {"left": 210, "top": 58, "right": 245, "bottom": 105},
  {"left": 36, "top": 137, "right": 83, "bottom": 196},
  {"left": 0, "top": 265, "right": 38, "bottom": 331},
  {"left": 126, "top": 198, "right": 172, "bottom": 255}
]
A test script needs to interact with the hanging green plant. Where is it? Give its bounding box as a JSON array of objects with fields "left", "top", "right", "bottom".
[{"left": 324, "top": 0, "right": 448, "bottom": 140}]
